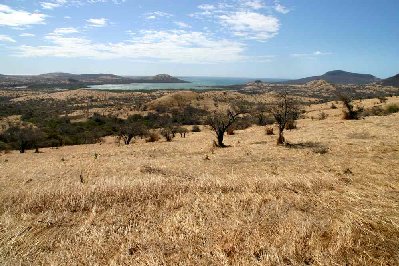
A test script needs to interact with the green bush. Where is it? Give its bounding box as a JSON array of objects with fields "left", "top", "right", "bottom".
[
  {"left": 191, "top": 125, "right": 201, "bottom": 132},
  {"left": 386, "top": 104, "right": 399, "bottom": 114}
]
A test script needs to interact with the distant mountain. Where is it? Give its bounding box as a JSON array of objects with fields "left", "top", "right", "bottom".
[
  {"left": 152, "top": 74, "right": 187, "bottom": 83},
  {"left": 381, "top": 74, "right": 399, "bottom": 87},
  {"left": 284, "top": 70, "right": 380, "bottom": 85},
  {"left": 0, "top": 73, "right": 189, "bottom": 89}
]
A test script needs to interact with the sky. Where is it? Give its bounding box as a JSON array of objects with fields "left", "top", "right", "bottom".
[{"left": 0, "top": 0, "right": 398, "bottom": 78}]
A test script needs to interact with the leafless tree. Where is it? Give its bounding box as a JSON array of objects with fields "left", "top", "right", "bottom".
[{"left": 270, "top": 92, "right": 300, "bottom": 145}]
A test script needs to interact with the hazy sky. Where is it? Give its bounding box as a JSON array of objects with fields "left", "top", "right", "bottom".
[{"left": 0, "top": 0, "right": 398, "bottom": 78}]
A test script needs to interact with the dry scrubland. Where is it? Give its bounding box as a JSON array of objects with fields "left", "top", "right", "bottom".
[{"left": 1, "top": 97, "right": 399, "bottom": 265}]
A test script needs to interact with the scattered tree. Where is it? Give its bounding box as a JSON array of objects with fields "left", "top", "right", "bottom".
[
  {"left": 161, "top": 127, "right": 175, "bottom": 142},
  {"left": 269, "top": 92, "right": 300, "bottom": 145},
  {"left": 0, "top": 126, "right": 46, "bottom": 153},
  {"left": 118, "top": 122, "right": 148, "bottom": 145},
  {"left": 207, "top": 110, "right": 240, "bottom": 147},
  {"left": 338, "top": 94, "right": 362, "bottom": 120},
  {"left": 174, "top": 126, "right": 189, "bottom": 138}
]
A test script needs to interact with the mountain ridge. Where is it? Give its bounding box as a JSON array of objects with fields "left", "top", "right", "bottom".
[
  {"left": 381, "top": 73, "right": 399, "bottom": 87},
  {"left": 283, "top": 70, "right": 380, "bottom": 85}
]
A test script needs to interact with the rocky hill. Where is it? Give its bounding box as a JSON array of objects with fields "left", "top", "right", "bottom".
[
  {"left": 285, "top": 70, "right": 380, "bottom": 85},
  {"left": 304, "top": 79, "right": 336, "bottom": 91}
]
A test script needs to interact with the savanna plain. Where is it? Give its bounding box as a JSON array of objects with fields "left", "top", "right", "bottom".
[{"left": 0, "top": 85, "right": 398, "bottom": 265}]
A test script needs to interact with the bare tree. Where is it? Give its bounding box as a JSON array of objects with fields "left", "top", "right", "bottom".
[
  {"left": 270, "top": 92, "right": 300, "bottom": 145},
  {"left": 207, "top": 110, "right": 240, "bottom": 147}
]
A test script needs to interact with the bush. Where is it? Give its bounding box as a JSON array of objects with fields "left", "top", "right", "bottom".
[
  {"left": 331, "top": 103, "right": 337, "bottom": 109},
  {"left": 146, "top": 132, "right": 160, "bottom": 143},
  {"left": 386, "top": 104, "right": 399, "bottom": 114},
  {"left": 191, "top": 125, "right": 201, "bottom": 132},
  {"left": 0, "top": 140, "right": 11, "bottom": 152},
  {"left": 285, "top": 120, "right": 297, "bottom": 130},
  {"left": 318, "top": 112, "right": 328, "bottom": 120},
  {"left": 265, "top": 127, "right": 274, "bottom": 135},
  {"left": 232, "top": 116, "right": 253, "bottom": 130}
]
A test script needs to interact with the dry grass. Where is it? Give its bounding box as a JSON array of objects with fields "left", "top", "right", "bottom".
[{"left": 0, "top": 104, "right": 399, "bottom": 265}]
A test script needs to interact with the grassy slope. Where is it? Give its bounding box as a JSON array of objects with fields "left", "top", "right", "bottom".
[{"left": 0, "top": 102, "right": 398, "bottom": 265}]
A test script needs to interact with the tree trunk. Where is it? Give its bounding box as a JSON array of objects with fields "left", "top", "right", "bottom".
[
  {"left": 277, "top": 128, "right": 285, "bottom": 145},
  {"left": 19, "top": 141, "right": 26, "bottom": 153},
  {"left": 217, "top": 131, "right": 225, "bottom": 147}
]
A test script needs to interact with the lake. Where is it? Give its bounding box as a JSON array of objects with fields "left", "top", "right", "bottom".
[{"left": 88, "top": 76, "right": 287, "bottom": 91}]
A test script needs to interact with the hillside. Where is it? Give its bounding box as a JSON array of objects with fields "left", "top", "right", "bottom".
[
  {"left": 285, "top": 70, "right": 380, "bottom": 85},
  {"left": 1, "top": 97, "right": 399, "bottom": 265},
  {"left": 0, "top": 73, "right": 189, "bottom": 88},
  {"left": 381, "top": 73, "right": 399, "bottom": 87}
]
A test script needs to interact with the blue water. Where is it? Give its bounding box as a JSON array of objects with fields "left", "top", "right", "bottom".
[{"left": 88, "top": 76, "right": 287, "bottom": 91}]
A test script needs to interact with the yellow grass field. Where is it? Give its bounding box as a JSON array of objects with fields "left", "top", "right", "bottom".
[{"left": 1, "top": 100, "right": 399, "bottom": 265}]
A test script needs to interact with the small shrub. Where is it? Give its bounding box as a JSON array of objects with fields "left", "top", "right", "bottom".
[
  {"left": 191, "top": 125, "right": 201, "bottom": 132},
  {"left": 331, "top": 103, "right": 337, "bottom": 109},
  {"left": 265, "top": 127, "right": 274, "bottom": 135},
  {"left": 318, "top": 112, "right": 328, "bottom": 120},
  {"left": 386, "top": 104, "right": 399, "bottom": 114},
  {"left": 285, "top": 120, "right": 297, "bottom": 130},
  {"left": 313, "top": 146, "right": 329, "bottom": 154},
  {"left": 146, "top": 132, "right": 160, "bottom": 143},
  {"left": 233, "top": 116, "right": 253, "bottom": 130},
  {"left": 0, "top": 141, "right": 11, "bottom": 152}
]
